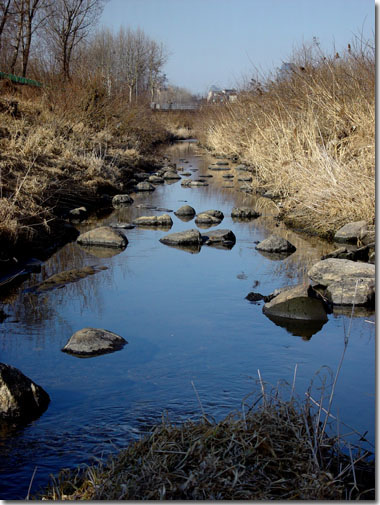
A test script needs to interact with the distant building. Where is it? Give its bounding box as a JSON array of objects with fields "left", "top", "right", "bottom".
[{"left": 207, "top": 87, "right": 238, "bottom": 104}]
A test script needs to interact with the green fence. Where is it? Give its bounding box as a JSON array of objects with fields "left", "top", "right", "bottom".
[{"left": 0, "top": 71, "right": 42, "bottom": 87}]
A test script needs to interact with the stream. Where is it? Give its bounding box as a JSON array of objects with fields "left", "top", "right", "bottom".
[{"left": 0, "top": 140, "right": 375, "bottom": 499}]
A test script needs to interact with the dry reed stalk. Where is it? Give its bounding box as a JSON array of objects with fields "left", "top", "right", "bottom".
[{"left": 196, "top": 40, "right": 374, "bottom": 237}]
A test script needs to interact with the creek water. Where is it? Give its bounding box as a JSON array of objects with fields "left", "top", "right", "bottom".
[{"left": 0, "top": 141, "right": 375, "bottom": 499}]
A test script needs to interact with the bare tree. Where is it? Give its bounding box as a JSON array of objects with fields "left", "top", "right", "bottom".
[
  {"left": 44, "top": 0, "right": 104, "bottom": 80},
  {"left": 0, "top": 0, "right": 12, "bottom": 44},
  {"left": 83, "top": 26, "right": 167, "bottom": 103}
]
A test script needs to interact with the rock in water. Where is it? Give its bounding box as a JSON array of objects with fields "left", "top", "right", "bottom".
[
  {"left": 62, "top": 328, "right": 127, "bottom": 357},
  {"left": 262, "top": 283, "right": 329, "bottom": 322},
  {"left": 174, "top": 205, "right": 196, "bottom": 217},
  {"left": 159, "top": 229, "right": 202, "bottom": 246},
  {"left": 255, "top": 235, "right": 296, "bottom": 253},
  {"left": 0, "top": 363, "right": 50, "bottom": 421},
  {"left": 231, "top": 207, "right": 261, "bottom": 219},
  {"left": 202, "top": 229, "right": 236, "bottom": 247},
  {"left": 135, "top": 181, "right": 155, "bottom": 192},
  {"left": 334, "top": 221, "right": 367, "bottom": 243},
  {"left": 112, "top": 194, "right": 134, "bottom": 207},
  {"left": 77, "top": 226, "right": 128, "bottom": 248},
  {"left": 308, "top": 258, "right": 375, "bottom": 307},
  {"left": 133, "top": 214, "right": 173, "bottom": 227}
]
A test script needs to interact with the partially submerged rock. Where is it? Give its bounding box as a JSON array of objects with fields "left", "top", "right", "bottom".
[
  {"left": 202, "top": 229, "right": 236, "bottom": 248},
  {"left": 159, "top": 229, "right": 202, "bottom": 247},
  {"left": 231, "top": 207, "right": 261, "bottom": 219},
  {"left": 112, "top": 194, "right": 134, "bottom": 207},
  {"left": 245, "top": 292, "right": 272, "bottom": 303},
  {"left": 0, "top": 363, "right": 50, "bottom": 421},
  {"left": 262, "top": 283, "right": 329, "bottom": 322},
  {"left": 255, "top": 235, "right": 296, "bottom": 254},
  {"left": 334, "top": 220, "right": 367, "bottom": 243},
  {"left": 26, "top": 265, "right": 108, "bottom": 293},
  {"left": 110, "top": 223, "right": 135, "bottom": 230},
  {"left": 189, "top": 180, "right": 209, "bottom": 187},
  {"left": 200, "top": 209, "right": 224, "bottom": 220},
  {"left": 77, "top": 226, "right": 128, "bottom": 248},
  {"left": 208, "top": 165, "right": 231, "bottom": 171},
  {"left": 321, "top": 245, "right": 371, "bottom": 262},
  {"left": 148, "top": 175, "right": 164, "bottom": 184},
  {"left": 62, "top": 328, "right": 127, "bottom": 357},
  {"left": 174, "top": 205, "right": 196, "bottom": 217},
  {"left": 163, "top": 171, "right": 181, "bottom": 180},
  {"left": 135, "top": 181, "right": 155, "bottom": 192},
  {"left": 133, "top": 214, "right": 173, "bottom": 227},
  {"left": 195, "top": 213, "right": 222, "bottom": 226}
]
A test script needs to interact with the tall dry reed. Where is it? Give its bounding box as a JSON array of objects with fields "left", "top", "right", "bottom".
[{"left": 196, "top": 39, "right": 375, "bottom": 237}]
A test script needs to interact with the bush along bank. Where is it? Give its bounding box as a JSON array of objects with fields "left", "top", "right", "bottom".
[{"left": 195, "top": 40, "right": 375, "bottom": 241}]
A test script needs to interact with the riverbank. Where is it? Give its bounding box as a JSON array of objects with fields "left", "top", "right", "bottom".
[
  {"left": 194, "top": 42, "right": 375, "bottom": 239},
  {"left": 0, "top": 80, "right": 176, "bottom": 267},
  {"left": 37, "top": 388, "right": 374, "bottom": 500}
]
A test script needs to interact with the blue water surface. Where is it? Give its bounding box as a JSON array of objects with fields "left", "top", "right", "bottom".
[{"left": 0, "top": 141, "right": 375, "bottom": 499}]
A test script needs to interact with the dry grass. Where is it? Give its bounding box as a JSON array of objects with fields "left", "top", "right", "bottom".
[
  {"left": 0, "top": 78, "right": 170, "bottom": 254},
  {"left": 37, "top": 382, "right": 374, "bottom": 501},
  {"left": 196, "top": 40, "right": 375, "bottom": 237}
]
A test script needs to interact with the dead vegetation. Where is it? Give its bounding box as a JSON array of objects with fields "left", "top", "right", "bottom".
[
  {"left": 195, "top": 39, "right": 375, "bottom": 238},
  {"left": 37, "top": 381, "right": 374, "bottom": 500},
  {"left": 0, "top": 77, "right": 170, "bottom": 259}
]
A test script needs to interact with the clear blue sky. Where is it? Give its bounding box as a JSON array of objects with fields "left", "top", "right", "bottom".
[{"left": 99, "top": 0, "right": 375, "bottom": 95}]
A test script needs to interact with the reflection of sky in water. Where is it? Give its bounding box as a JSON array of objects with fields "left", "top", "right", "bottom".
[{"left": 0, "top": 141, "right": 375, "bottom": 498}]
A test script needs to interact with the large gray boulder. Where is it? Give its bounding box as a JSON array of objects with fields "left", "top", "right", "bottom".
[
  {"left": 112, "top": 194, "right": 134, "bottom": 207},
  {"left": 255, "top": 235, "right": 296, "bottom": 253},
  {"left": 77, "top": 226, "right": 127, "bottom": 248},
  {"left": 231, "top": 207, "right": 261, "bottom": 219},
  {"left": 308, "top": 258, "right": 375, "bottom": 306},
  {"left": 174, "top": 205, "right": 196, "bottom": 217},
  {"left": 62, "top": 328, "right": 127, "bottom": 357},
  {"left": 159, "top": 229, "right": 202, "bottom": 246},
  {"left": 308, "top": 258, "right": 375, "bottom": 286},
  {"left": 133, "top": 214, "right": 173, "bottom": 227},
  {"left": 0, "top": 363, "right": 50, "bottom": 421},
  {"left": 263, "top": 283, "right": 328, "bottom": 322},
  {"left": 334, "top": 220, "right": 367, "bottom": 243}
]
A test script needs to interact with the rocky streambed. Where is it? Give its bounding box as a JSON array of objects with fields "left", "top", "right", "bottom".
[{"left": 0, "top": 140, "right": 375, "bottom": 499}]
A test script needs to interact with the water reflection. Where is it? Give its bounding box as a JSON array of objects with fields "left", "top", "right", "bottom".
[
  {"left": 263, "top": 312, "right": 328, "bottom": 339},
  {"left": 256, "top": 250, "right": 296, "bottom": 261}
]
